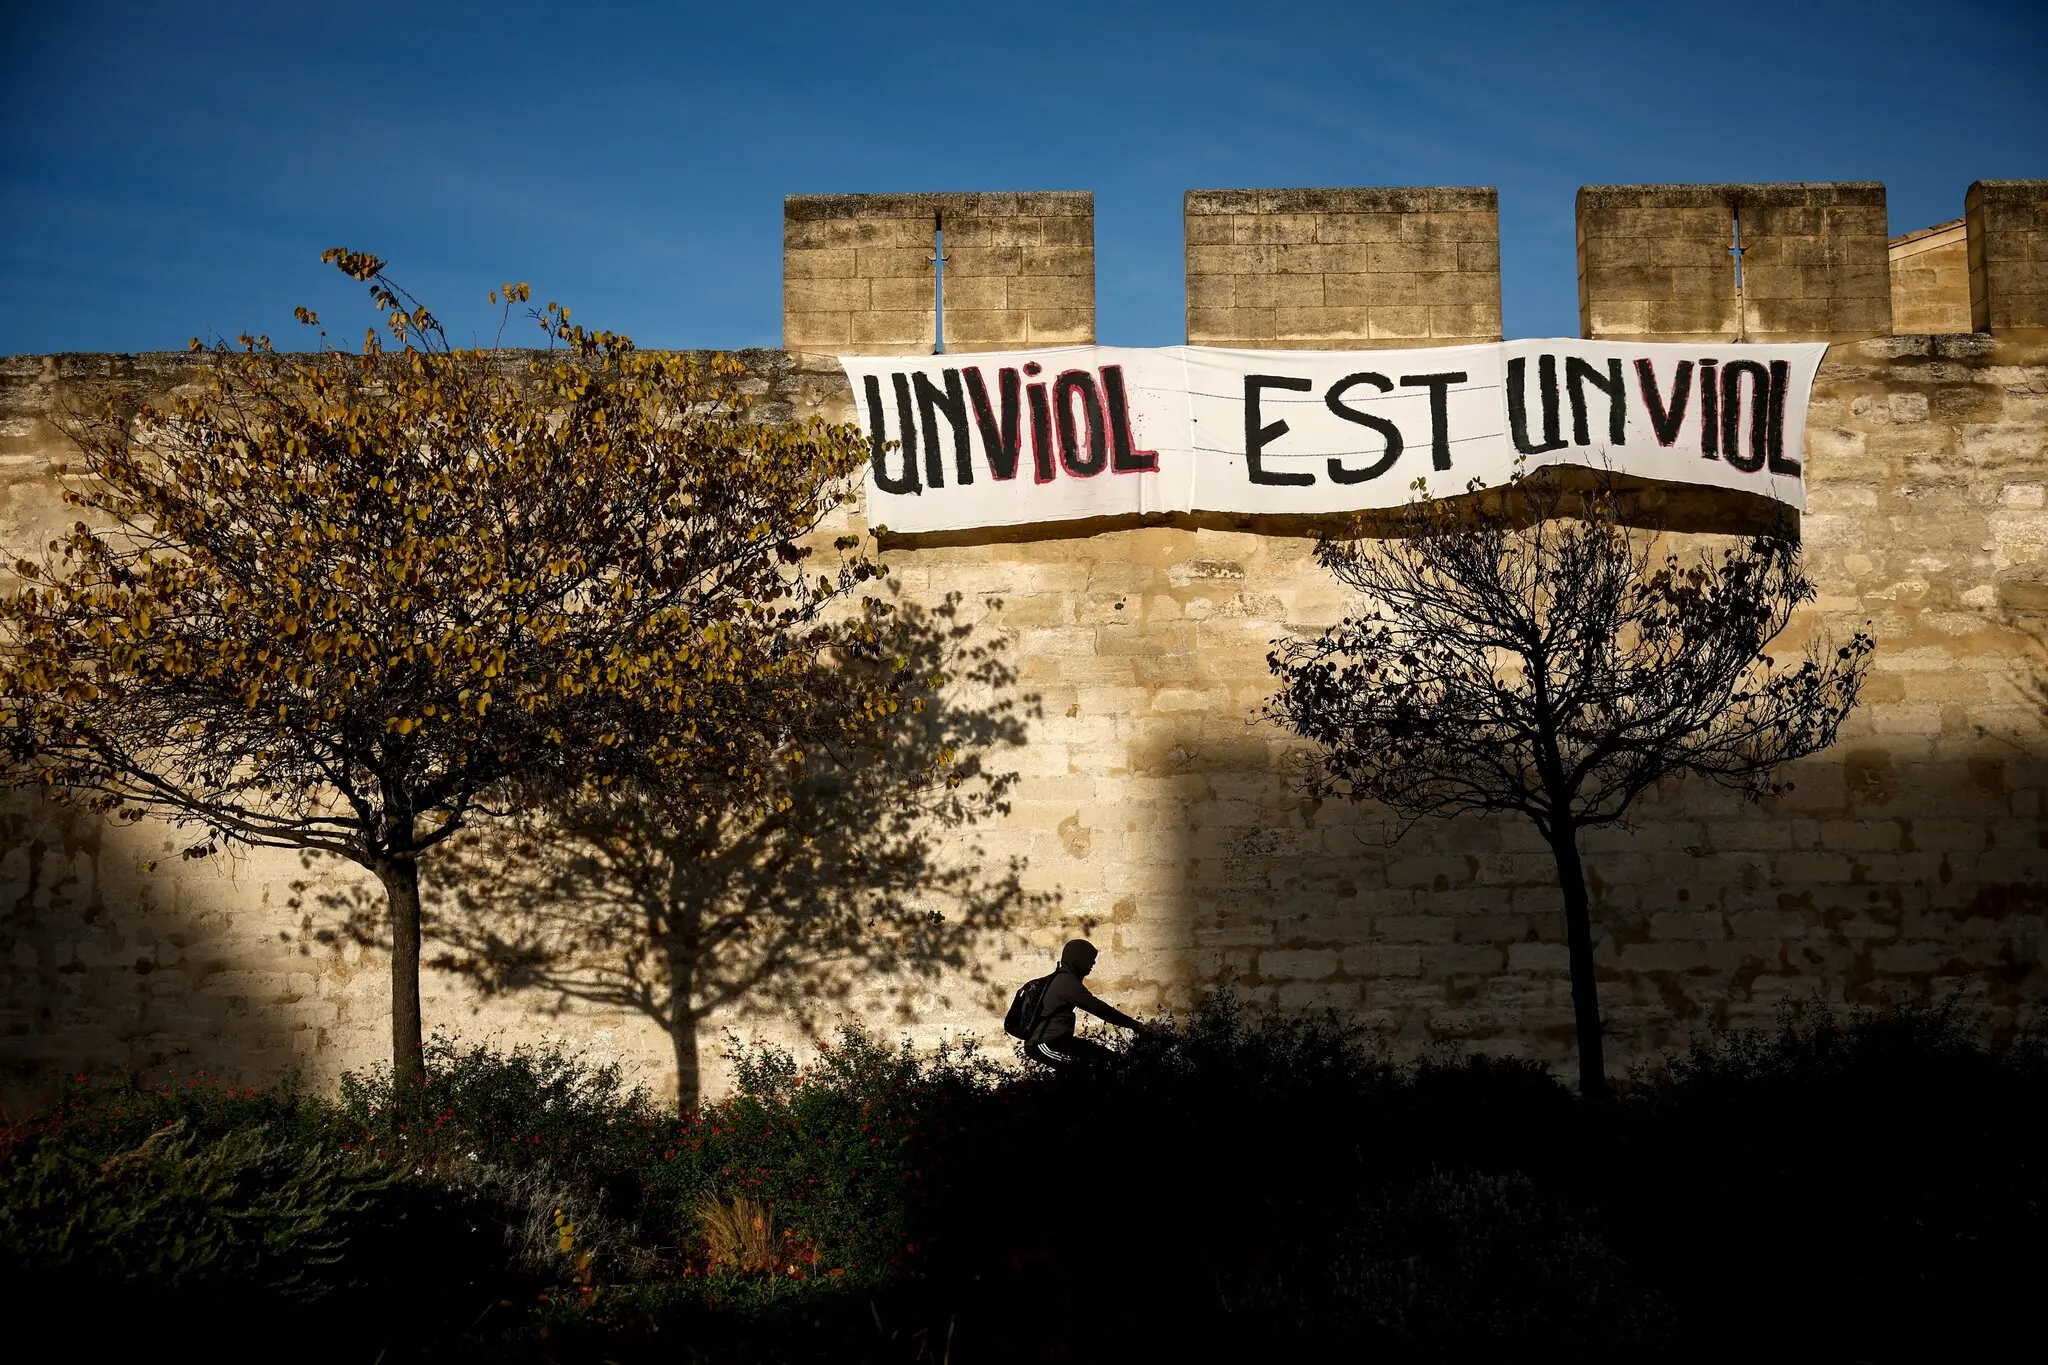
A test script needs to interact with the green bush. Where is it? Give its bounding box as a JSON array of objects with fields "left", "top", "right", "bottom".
[
  {"left": 0, "top": 1120, "right": 399, "bottom": 1303},
  {"left": 333, "top": 1033, "right": 671, "bottom": 1181},
  {"left": 677, "top": 1027, "right": 998, "bottom": 1280},
  {"left": 0, "top": 1057, "right": 606, "bottom": 1348},
  {"left": 8, "top": 1069, "right": 324, "bottom": 1162}
]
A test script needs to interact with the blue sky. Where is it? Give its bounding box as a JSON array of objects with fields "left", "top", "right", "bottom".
[{"left": 3, "top": 0, "right": 2043, "bottom": 354}]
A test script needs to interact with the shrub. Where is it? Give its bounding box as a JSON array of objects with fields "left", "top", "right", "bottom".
[
  {"left": 0, "top": 1120, "right": 400, "bottom": 1304},
  {"left": 1322, "top": 1170, "right": 1672, "bottom": 1362},
  {"left": 1610, "top": 995, "right": 2048, "bottom": 1362},
  {"left": 677, "top": 1027, "right": 997, "bottom": 1280},
  {"left": 333, "top": 1033, "right": 671, "bottom": 1182},
  {"left": 0, "top": 1054, "right": 611, "bottom": 1348},
  {"left": 6, "top": 1069, "right": 323, "bottom": 1164}
]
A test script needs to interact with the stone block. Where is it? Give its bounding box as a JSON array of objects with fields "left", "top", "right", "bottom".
[
  {"left": 1232, "top": 213, "right": 1320, "bottom": 245},
  {"left": 1506, "top": 942, "right": 1572, "bottom": 973},
  {"left": 1400, "top": 211, "right": 1497, "bottom": 244},
  {"left": 784, "top": 213, "right": 934, "bottom": 251},
  {"left": 1458, "top": 239, "right": 1501, "bottom": 272},
  {"left": 1641, "top": 297, "right": 1743, "bottom": 339},
  {"left": 1025, "top": 310, "right": 1094, "bottom": 345},
  {"left": 1367, "top": 308, "right": 1433, "bottom": 340},
  {"left": 1313, "top": 214, "right": 1405, "bottom": 245},
  {"left": 1728, "top": 910, "right": 1810, "bottom": 939},
  {"left": 784, "top": 276, "right": 871, "bottom": 313},
  {"left": 1359, "top": 241, "right": 1464, "bottom": 275},
  {"left": 1649, "top": 911, "right": 1729, "bottom": 940},
  {"left": 943, "top": 306, "right": 1028, "bottom": 344},
  {"left": 1616, "top": 942, "right": 1711, "bottom": 972},
  {"left": 868, "top": 276, "right": 935, "bottom": 313},
  {"left": 1186, "top": 244, "right": 1266, "bottom": 278},
  {"left": 783, "top": 311, "right": 852, "bottom": 349},
  {"left": 1421, "top": 944, "right": 1507, "bottom": 975},
  {"left": 1751, "top": 296, "right": 1836, "bottom": 337},
  {"left": 856, "top": 247, "right": 934, "bottom": 280},
  {"left": 1278, "top": 981, "right": 1360, "bottom": 1010},
  {"left": 1009, "top": 274, "right": 1096, "bottom": 310},
  {"left": 1324, "top": 272, "right": 1437, "bottom": 309},
  {"left": 943, "top": 275, "right": 1010, "bottom": 312},
  {"left": 849, "top": 310, "right": 933, "bottom": 350},
  {"left": 1187, "top": 306, "right": 1275, "bottom": 344},
  {"left": 1184, "top": 214, "right": 1245, "bottom": 247},
  {"left": 939, "top": 216, "right": 1033, "bottom": 249},
  {"left": 784, "top": 248, "right": 857, "bottom": 279},
  {"left": 1234, "top": 274, "right": 1326, "bottom": 309},
  {"left": 1428, "top": 303, "right": 1501, "bottom": 339},
  {"left": 1342, "top": 945, "right": 1425, "bottom": 977},
  {"left": 947, "top": 246, "right": 1022, "bottom": 279},
  {"left": 1260, "top": 948, "right": 1341, "bottom": 980},
  {"left": 1031, "top": 213, "right": 1095, "bottom": 246},
  {"left": 1271, "top": 308, "right": 1371, "bottom": 343},
  {"left": 1186, "top": 273, "right": 1236, "bottom": 309}
]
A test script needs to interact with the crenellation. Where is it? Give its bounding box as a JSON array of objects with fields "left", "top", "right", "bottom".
[
  {"left": 1966, "top": 180, "right": 2048, "bottom": 334},
  {"left": 1578, "top": 182, "right": 1891, "bottom": 342},
  {"left": 784, "top": 190, "right": 1094, "bottom": 355},
  {"left": 1185, "top": 186, "right": 1502, "bottom": 349}
]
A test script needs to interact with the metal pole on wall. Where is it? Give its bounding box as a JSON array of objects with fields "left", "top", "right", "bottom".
[
  {"left": 1730, "top": 201, "right": 1749, "bottom": 343},
  {"left": 931, "top": 214, "right": 950, "bottom": 355}
]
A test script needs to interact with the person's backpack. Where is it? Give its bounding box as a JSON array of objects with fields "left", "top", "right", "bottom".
[{"left": 1003, "top": 969, "right": 1061, "bottom": 1041}]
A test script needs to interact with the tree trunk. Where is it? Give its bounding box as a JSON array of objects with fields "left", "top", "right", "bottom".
[
  {"left": 376, "top": 855, "right": 426, "bottom": 1095},
  {"left": 1548, "top": 825, "right": 1608, "bottom": 1101},
  {"left": 665, "top": 939, "right": 701, "bottom": 1109}
]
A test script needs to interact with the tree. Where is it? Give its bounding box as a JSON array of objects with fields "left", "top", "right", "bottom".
[
  {"left": 0, "top": 252, "right": 910, "bottom": 1091},
  {"left": 399, "top": 595, "right": 1039, "bottom": 1103},
  {"left": 1265, "top": 482, "right": 1874, "bottom": 1098}
]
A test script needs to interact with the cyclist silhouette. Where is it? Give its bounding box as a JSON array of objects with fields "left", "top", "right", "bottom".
[{"left": 1024, "top": 939, "right": 1145, "bottom": 1069}]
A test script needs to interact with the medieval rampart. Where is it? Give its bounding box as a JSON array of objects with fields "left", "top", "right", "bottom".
[{"left": 4, "top": 180, "right": 2046, "bottom": 1101}]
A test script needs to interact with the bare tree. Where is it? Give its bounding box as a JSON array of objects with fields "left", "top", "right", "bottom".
[{"left": 1265, "top": 482, "right": 1873, "bottom": 1098}]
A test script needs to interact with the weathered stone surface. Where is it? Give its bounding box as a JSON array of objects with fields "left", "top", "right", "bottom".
[
  {"left": 1889, "top": 217, "right": 1973, "bottom": 337},
  {"left": 1967, "top": 181, "right": 2048, "bottom": 334},
  {"left": 1185, "top": 187, "right": 1501, "bottom": 349},
  {"left": 1578, "top": 183, "right": 1892, "bottom": 342},
  {"left": 784, "top": 192, "right": 1093, "bottom": 355}
]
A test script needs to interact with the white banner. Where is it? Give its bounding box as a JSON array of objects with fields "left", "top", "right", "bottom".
[{"left": 841, "top": 340, "right": 1825, "bottom": 534}]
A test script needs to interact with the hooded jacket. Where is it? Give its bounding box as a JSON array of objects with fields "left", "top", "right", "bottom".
[{"left": 1032, "top": 964, "right": 1141, "bottom": 1042}]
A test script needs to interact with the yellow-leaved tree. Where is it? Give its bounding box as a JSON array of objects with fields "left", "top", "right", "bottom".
[{"left": 0, "top": 251, "right": 919, "bottom": 1091}]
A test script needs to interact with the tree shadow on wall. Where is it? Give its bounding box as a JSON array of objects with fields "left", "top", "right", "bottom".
[
  {"left": 1152, "top": 707, "right": 2048, "bottom": 1078},
  {"left": 307, "top": 595, "right": 1043, "bottom": 1104}
]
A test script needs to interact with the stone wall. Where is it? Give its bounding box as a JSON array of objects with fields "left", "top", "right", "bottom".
[
  {"left": 1889, "top": 219, "right": 1971, "bottom": 336},
  {"left": 1185, "top": 187, "right": 1500, "bottom": 349},
  {"left": 4, "top": 181, "right": 2046, "bottom": 1106},
  {"left": 783, "top": 192, "right": 1093, "bottom": 355},
  {"left": 1578, "top": 182, "right": 1892, "bottom": 342},
  {"left": 1968, "top": 180, "right": 2048, "bottom": 335}
]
